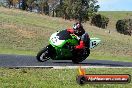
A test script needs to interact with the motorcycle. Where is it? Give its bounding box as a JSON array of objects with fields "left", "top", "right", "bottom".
[{"left": 36, "top": 30, "right": 101, "bottom": 63}]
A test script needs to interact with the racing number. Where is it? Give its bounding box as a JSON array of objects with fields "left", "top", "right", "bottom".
[
  {"left": 51, "top": 36, "right": 58, "bottom": 44},
  {"left": 92, "top": 41, "right": 96, "bottom": 46}
]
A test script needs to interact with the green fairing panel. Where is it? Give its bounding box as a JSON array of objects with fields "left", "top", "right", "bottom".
[
  {"left": 54, "top": 47, "right": 72, "bottom": 60},
  {"left": 66, "top": 39, "right": 78, "bottom": 46},
  {"left": 49, "top": 39, "right": 67, "bottom": 47},
  {"left": 49, "top": 35, "right": 78, "bottom": 47},
  {"left": 52, "top": 39, "right": 78, "bottom": 60},
  {"left": 49, "top": 31, "right": 79, "bottom": 60}
]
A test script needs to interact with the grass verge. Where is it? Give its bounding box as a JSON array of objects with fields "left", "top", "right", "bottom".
[
  {"left": 0, "top": 68, "right": 132, "bottom": 88},
  {"left": 0, "top": 48, "right": 36, "bottom": 56}
]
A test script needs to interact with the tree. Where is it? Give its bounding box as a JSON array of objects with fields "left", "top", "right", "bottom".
[
  {"left": 21, "top": 0, "right": 27, "bottom": 10},
  {"left": 26, "top": 0, "right": 34, "bottom": 11},
  {"left": 55, "top": 0, "right": 99, "bottom": 22},
  {"left": 6, "top": 0, "right": 13, "bottom": 8},
  {"left": 37, "top": 0, "right": 49, "bottom": 14},
  {"left": 5, "top": 0, "right": 100, "bottom": 22}
]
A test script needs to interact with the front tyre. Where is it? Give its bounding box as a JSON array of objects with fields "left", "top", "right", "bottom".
[{"left": 36, "top": 47, "right": 51, "bottom": 62}]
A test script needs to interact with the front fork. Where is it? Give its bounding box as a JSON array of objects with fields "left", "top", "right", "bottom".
[{"left": 46, "top": 45, "right": 56, "bottom": 58}]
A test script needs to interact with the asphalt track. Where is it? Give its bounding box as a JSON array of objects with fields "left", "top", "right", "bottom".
[{"left": 0, "top": 54, "right": 132, "bottom": 68}]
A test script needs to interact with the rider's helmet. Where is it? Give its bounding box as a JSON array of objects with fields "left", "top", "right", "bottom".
[{"left": 73, "top": 22, "right": 85, "bottom": 36}]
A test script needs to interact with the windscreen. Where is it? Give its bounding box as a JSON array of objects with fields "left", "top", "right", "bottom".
[{"left": 57, "top": 30, "right": 72, "bottom": 40}]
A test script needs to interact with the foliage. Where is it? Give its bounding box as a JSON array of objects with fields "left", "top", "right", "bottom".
[
  {"left": 3, "top": 0, "right": 99, "bottom": 21},
  {"left": 116, "top": 19, "right": 132, "bottom": 36},
  {"left": 55, "top": 0, "right": 100, "bottom": 22},
  {"left": 91, "top": 14, "right": 109, "bottom": 29},
  {"left": 4, "top": 0, "right": 49, "bottom": 14},
  {"left": 36, "top": 0, "right": 49, "bottom": 14}
]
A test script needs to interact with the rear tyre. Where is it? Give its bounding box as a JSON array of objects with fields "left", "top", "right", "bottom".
[
  {"left": 72, "top": 48, "right": 90, "bottom": 64},
  {"left": 36, "top": 48, "right": 50, "bottom": 62},
  {"left": 72, "top": 58, "right": 83, "bottom": 64}
]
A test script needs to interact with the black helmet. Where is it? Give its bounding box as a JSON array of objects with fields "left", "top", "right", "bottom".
[{"left": 73, "top": 22, "right": 85, "bottom": 36}]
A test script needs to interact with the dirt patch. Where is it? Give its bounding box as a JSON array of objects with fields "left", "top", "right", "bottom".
[
  {"left": 1, "top": 24, "right": 36, "bottom": 38},
  {"left": 16, "top": 29, "right": 36, "bottom": 38},
  {"left": 2, "top": 24, "right": 17, "bottom": 29}
]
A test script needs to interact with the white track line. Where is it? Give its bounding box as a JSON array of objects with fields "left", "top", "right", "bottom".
[{"left": 8, "top": 66, "right": 132, "bottom": 69}]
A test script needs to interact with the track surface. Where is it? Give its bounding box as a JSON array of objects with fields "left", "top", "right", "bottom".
[{"left": 0, "top": 54, "right": 132, "bottom": 67}]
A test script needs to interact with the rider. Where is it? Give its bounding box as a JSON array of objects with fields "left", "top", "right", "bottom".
[{"left": 66, "top": 22, "right": 90, "bottom": 50}]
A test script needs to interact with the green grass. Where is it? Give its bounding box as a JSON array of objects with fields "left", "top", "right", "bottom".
[
  {"left": 0, "top": 7, "right": 132, "bottom": 62},
  {"left": 99, "top": 11, "right": 132, "bottom": 20},
  {"left": 0, "top": 68, "right": 132, "bottom": 88},
  {"left": 89, "top": 54, "right": 132, "bottom": 62},
  {"left": 0, "top": 48, "right": 36, "bottom": 55}
]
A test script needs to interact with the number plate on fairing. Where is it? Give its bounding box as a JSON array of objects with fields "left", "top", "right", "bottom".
[
  {"left": 49, "top": 32, "right": 65, "bottom": 46},
  {"left": 90, "top": 38, "right": 101, "bottom": 49}
]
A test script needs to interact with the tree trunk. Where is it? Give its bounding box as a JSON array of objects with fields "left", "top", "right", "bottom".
[
  {"left": 22, "top": 0, "right": 26, "bottom": 10},
  {"left": 18, "top": 0, "right": 21, "bottom": 9},
  {"left": 52, "top": 9, "right": 55, "bottom": 17},
  {"left": 41, "top": 5, "right": 44, "bottom": 14}
]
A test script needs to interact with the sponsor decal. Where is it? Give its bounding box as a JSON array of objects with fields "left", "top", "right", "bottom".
[{"left": 76, "top": 66, "right": 131, "bottom": 85}]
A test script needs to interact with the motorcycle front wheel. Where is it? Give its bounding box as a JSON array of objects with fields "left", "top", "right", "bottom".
[{"left": 36, "top": 47, "right": 51, "bottom": 62}]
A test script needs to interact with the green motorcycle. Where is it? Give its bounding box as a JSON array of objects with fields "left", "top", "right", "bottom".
[{"left": 36, "top": 30, "right": 101, "bottom": 63}]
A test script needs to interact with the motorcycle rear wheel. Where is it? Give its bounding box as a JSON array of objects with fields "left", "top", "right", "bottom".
[
  {"left": 72, "top": 57, "right": 86, "bottom": 64},
  {"left": 72, "top": 48, "right": 90, "bottom": 64}
]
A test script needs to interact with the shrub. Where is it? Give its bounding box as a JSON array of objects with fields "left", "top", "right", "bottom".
[
  {"left": 116, "top": 19, "right": 132, "bottom": 36},
  {"left": 91, "top": 14, "right": 109, "bottom": 29}
]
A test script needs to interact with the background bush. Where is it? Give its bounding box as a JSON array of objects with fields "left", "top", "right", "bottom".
[
  {"left": 116, "top": 19, "right": 132, "bottom": 36},
  {"left": 91, "top": 14, "right": 109, "bottom": 29}
]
